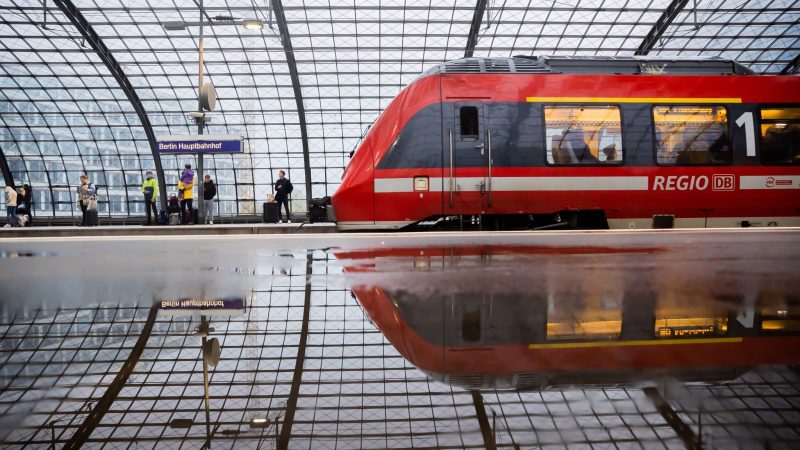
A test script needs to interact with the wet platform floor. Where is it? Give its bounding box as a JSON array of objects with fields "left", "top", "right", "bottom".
[
  {"left": 0, "top": 222, "right": 336, "bottom": 238},
  {"left": 0, "top": 229, "right": 798, "bottom": 449}
]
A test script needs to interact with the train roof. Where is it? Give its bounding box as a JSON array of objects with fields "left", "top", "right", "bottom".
[{"left": 422, "top": 55, "right": 756, "bottom": 76}]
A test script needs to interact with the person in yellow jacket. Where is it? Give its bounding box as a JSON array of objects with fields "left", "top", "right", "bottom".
[
  {"left": 141, "top": 171, "right": 159, "bottom": 225},
  {"left": 178, "top": 178, "right": 194, "bottom": 225}
]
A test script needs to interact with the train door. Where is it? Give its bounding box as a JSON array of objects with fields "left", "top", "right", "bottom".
[{"left": 445, "top": 103, "right": 491, "bottom": 215}]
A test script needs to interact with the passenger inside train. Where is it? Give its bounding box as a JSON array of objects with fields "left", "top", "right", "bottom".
[
  {"left": 546, "top": 105, "right": 623, "bottom": 165},
  {"left": 762, "top": 123, "right": 800, "bottom": 163}
]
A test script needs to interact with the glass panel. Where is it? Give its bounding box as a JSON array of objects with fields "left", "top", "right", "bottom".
[
  {"left": 654, "top": 294, "right": 728, "bottom": 338},
  {"left": 546, "top": 293, "right": 622, "bottom": 341},
  {"left": 459, "top": 106, "right": 478, "bottom": 138},
  {"left": 653, "top": 105, "right": 730, "bottom": 165},
  {"left": 759, "top": 293, "right": 800, "bottom": 332},
  {"left": 545, "top": 105, "right": 623, "bottom": 165},
  {"left": 759, "top": 107, "right": 800, "bottom": 164}
]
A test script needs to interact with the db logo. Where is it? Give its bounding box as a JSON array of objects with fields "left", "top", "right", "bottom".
[
  {"left": 712, "top": 174, "right": 735, "bottom": 191},
  {"left": 765, "top": 176, "right": 776, "bottom": 188}
]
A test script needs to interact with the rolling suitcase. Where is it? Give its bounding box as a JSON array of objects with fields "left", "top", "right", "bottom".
[
  {"left": 263, "top": 202, "right": 279, "bottom": 223},
  {"left": 84, "top": 209, "right": 99, "bottom": 227}
]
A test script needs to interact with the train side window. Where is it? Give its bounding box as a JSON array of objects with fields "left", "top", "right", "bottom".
[
  {"left": 760, "top": 303, "right": 800, "bottom": 332},
  {"left": 654, "top": 294, "right": 728, "bottom": 339},
  {"left": 653, "top": 105, "right": 731, "bottom": 165},
  {"left": 544, "top": 105, "right": 624, "bottom": 165},
  {"left": 459, "top": 106, "right": 479, "bottom": 138},
  {"left": 759, "top": 107, "right": 800, "bottom": 164},
  {"left": 546, "top": 293, "right": 622, "bottom": 341}
]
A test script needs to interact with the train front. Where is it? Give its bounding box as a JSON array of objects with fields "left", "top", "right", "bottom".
[
  {"left": 330, "top": 127, "right": 376, "bottom": 230},
  {"left": 332, "top": 72, "right": 443, "bottom": 231}
]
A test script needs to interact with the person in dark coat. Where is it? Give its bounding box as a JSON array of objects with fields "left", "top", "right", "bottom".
[
  {"left": 15, "top": 186, "right": 29, "bottom": 227},
  {"left": 203, "top": 174, "right": 217, "bottom": 224},
  {"left": 22, "top": 184, "right": 32, "bottom": 226},
  {"left": 274, "top": 170, "right": 293, "bottom": 223}
]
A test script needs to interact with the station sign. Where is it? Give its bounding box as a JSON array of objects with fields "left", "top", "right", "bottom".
[
  {"left": 158, "top": 296, "right": 247, "bottom": 316},
  {"left": 156, "top": 134, "right": 244, "bottom": 154}
]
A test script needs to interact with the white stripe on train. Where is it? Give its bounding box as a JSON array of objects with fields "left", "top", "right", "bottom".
[
  {"left": 337, "top": 217, "right": 800, "bottom": 230},
  {"left": 374, "top": 175, "right": 800, "bottom": 193},
  {"left": 375, "top": 176, "right": 648, "bottom": 193}
]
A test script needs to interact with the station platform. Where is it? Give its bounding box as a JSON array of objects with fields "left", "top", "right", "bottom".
[{"left": 0, "top": 222, "right": 336, "bottom": 238}]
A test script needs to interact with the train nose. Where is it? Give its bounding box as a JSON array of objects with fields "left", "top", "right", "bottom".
[{"left": 332, "top": 175, "right": 375, "bottom": 230}]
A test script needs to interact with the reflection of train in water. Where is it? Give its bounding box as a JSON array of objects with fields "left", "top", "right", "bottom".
[
  {"left": 339, "top": 246, "right": 800, "bottom": 390},
  {"left": 332, "top": 56, "right": 800, "bottom": 230}
]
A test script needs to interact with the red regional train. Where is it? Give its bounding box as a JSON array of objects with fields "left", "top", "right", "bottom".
[
  {"left": 338, "top": 245, "right": 800, "bottom": 390},
  {"left": 332, "top": 56, "right": 800, "bottom": 230}
]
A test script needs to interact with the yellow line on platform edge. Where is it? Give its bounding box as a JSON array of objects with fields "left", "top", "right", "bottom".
[
  {"left": 528, "top": 337, "right": 742, "bottom": 349},
  {"left": 526, "top": 97, "right": 742, "bottom": 103}
]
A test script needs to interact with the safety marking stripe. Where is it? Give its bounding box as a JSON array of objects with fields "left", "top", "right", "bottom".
[
  {"left": 375, "top": 176, "right": 649, "bottom": 193},
  {"left": 739, "top": 175, "right": 800, "bottom": 190},
  {"left": 528, "top": 337, "right": 742, "bottom": 349},
  {"left": 526, "top": 97, "right": 742, "bottom": 103}
]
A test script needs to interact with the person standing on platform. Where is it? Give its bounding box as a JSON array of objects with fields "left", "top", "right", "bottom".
[
  {"left": 4, "top": 185, "right": 17, "bottom": 227},
  {"left": 180, "top": 163, "right": 194, "bottom": 185},
  {"left": 274, "top": 170, "right": 293, "bottom": 223},
  {"left": 141, "top": 171, "right": 159, "bottom": 225},
  {"left": 178, "top": 176, "right": 194, "bottom": 225},
  {"left": 203, "top": 174, "right": 216, "bottom": 224},
  {"left": 15, "top": 186, "right": 29, "bottom": 227},
  {"left": 77, "top": 174, "right": 96, "bottom": 227},
  {"left": 22, "top": 184, "right": 32, "bottom": 226}
]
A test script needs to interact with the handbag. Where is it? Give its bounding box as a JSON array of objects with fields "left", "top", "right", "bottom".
[{"left": 87, "top": 195, "right": 98, "bottom": 211}]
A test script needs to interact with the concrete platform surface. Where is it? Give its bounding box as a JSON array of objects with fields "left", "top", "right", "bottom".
[{"left": 0, "top": 222, "right": 336, "bottom": 238}]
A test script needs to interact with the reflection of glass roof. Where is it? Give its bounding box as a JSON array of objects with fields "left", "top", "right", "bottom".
[
  {"left": 1, "top": 0, "right": 798, "bottom": 218},
  {"left": 3, "top": 223, "right": 800, "bottom": 448},
  {"left": 2, "top": 243, "right": 799, "bottom": 448}
]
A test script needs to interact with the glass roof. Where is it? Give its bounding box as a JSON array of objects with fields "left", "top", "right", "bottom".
[{"left": 0, "top": 0, "right": 798, "bottom": 218}]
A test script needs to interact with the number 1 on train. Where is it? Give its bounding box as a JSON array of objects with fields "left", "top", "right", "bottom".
[{"left": 735, "top": 112, "right": 756, "bottom": 157}]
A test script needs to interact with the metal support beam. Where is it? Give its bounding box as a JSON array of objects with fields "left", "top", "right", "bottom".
[
  {"left": 643, "top": 387, "right": 702, "bottom": 450},
  {"left": 635, "top": 0, "right": 690, "bottom": 55},
  {"left": 780, "top": 53, "right": 800, "bottom": 74},
  {"left": 272, "top": 0, "right": 313, "bottom": 212},
  {"left": 53, "top": 0, "right": 168, "bottom": 207},
  {"left": 471, "top": 390, "right": 497, "bottom": 450},
  {"left": 63, "top": 303, "right": 159, "bottom": 449},
  {"left": 464, "top": 0, "right": 488, "bottom": 58},
  {"left": 276, "top": 252, "right": 313, "bottom": 450},
  {"left": 0, "top": 145, "right": 15, "bottom": 188}
]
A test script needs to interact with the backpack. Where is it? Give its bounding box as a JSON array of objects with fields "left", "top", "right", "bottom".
[
  {"left": 286, "top": 180, "right": 294, "bottom": 194},
  {"left": 180, "top": 169, "right": 194, "bottom": 184}
]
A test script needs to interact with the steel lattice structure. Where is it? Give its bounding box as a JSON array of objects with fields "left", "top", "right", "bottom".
[{"left": 0, "top": 0, "right": 798, "bottom": 219}]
